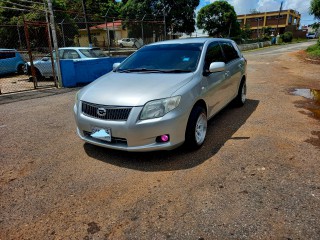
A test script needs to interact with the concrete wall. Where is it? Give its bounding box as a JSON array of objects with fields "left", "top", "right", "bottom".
[
  {"left": 60, "top": 57, "right": 126, "bottom": 87},
  {"left": 238, "top": 41, "right": 272, "bottom": 51}
]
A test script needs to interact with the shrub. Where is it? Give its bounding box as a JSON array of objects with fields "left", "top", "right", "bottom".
[{"left": 281, "top": 31, "right": 293, "bottom": 43}]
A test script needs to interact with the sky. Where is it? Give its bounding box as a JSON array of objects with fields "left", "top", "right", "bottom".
[{"left": 197, "top": 0, "right": 315, "bottom": 27}]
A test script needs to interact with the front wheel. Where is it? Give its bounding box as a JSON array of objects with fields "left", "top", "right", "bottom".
[
  {"left": 185, "top": 106, "right": 207, "bottom": 150},
  {"left": 17, "top": 64, "right": 25, "bottom": 75},
  {"left": 233, "top": 79, "right": 246, "bottom": 107}
]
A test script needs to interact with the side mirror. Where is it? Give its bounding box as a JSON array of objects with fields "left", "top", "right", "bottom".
[
  {"left": 209, "top": 62, "right": 225, "bottom": 73},
  {"left": 42, "top": 57, "right": 49, "bottom": 61},
  {"left": 113, "top": 62, "right": 121, "bottom": 71}
]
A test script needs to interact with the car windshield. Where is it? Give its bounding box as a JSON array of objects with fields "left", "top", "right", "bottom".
[
  {"left": 79, "top": 48, "right": 107, "bottom": 58},
  {"left": 117, "top": 43, "right": 203, "bottom": 73}
]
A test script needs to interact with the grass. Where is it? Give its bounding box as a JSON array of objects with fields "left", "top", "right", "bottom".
[{"left": 306, "top": 41, "right": 320, "bottom": 59}]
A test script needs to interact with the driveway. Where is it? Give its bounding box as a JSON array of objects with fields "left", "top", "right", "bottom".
[{"left": 0, "top": 41, "right": 320, "bottom": 239}]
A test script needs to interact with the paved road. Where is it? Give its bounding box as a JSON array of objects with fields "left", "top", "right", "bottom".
[{"left": 0, "top": 41, "right": 320, "bottom": 240}]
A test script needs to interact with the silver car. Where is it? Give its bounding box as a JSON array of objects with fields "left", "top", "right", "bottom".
[
  {"left": 74, "top": 38, "right": 247, "bottom": 152},
  {"left": 25, "top": 47, "right": 107, "bottom": 80}
]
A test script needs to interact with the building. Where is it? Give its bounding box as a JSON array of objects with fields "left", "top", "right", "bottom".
[
  {"left": 237, "top": 9, "right": 301, "bottom": 38},
  {"left": 77, "top": 20, "right": 128, "bottom": 48}
]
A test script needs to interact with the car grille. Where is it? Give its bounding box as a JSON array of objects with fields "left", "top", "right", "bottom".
[{"left": 82, "top": 101, "right": 132, "bottom": 121}]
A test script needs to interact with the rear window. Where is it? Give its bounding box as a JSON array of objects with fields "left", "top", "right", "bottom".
[{"left": 0, "top": 51, "right": 16, "bottom": 59}]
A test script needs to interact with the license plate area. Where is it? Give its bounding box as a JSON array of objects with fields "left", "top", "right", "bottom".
[{"left": 90, "top": 127, "right": 112, "bottom": 142}]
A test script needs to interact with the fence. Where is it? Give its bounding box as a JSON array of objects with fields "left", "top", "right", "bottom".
[
  {"left": 0, "top": 16, "right": 173, "bottom": 94},
  {"left": 0, "top": 21, "right": 57, "bottom": 94}
]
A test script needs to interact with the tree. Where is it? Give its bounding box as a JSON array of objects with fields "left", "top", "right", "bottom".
[
  {"left": 240, "top": 24, "right": 252, "bottom": 39},
  {"left": 121, "top": 0, "right": 199, "bottom": 36},
  {"left": 197, "top": 1, "right": 240, "bottom": 37},
  {"left": 310, "top": 0, "right": 320, "bottom": 19}
]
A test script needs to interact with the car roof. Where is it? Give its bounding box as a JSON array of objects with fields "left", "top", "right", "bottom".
[
  {"left": 0, "top": 48, "right": 17, "bottom": 51},
  {"left": 149, "top": 38, "right": 234, "bottom": 46},
  {"left": 59, "top": 47, "right": 98, "bottom": 50}
]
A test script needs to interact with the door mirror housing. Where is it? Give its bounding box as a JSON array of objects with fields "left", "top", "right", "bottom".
[
  {"left": 209, "top": 62, "right": 225, "bottom": 73},
  {"left": 113, "top": 62, "right": 121, "bottom": 71}
]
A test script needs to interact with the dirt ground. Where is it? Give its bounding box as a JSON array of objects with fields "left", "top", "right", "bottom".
[{"left": 0, "top": 42, "right": 320, "bottom": 240}]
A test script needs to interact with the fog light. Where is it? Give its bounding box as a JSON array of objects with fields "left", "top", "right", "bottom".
[{"left": 156, "top": 134, "right": 170, "bottom": 143}]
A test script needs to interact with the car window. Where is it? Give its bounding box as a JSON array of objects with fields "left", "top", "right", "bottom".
[
  {"left": 220, "top": 42, "right": 239, "bottom": 63},
  {"left": 80, "top": 48, "right": 106, "bottom": 58},
  {"left": 62, "top": 50, "right": 80, "bottom": 59},
  {"left": 0, "top": 51, "right": 15, "bottom": 59},
  {"left": 118, "top": 43, "right": 202, "bottom": 72},
  {"left": 204, "top": 42, "right": 225, "bottom": 72}
]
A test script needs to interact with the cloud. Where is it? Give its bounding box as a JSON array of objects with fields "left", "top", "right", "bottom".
[
  {"left": 229, "top": 0, "right": 259, "bottom": 14},
  {"left": 198, "top": 0, "right": 313, "bottom": 25}
]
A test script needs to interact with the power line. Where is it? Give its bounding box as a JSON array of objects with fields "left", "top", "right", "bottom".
[
  {"left": 0, "top": 6, "right": 29, "bottom": 12},
  {"left": 11, "top": 0, "right": 44, "bottom": 5},
  {"left": 2, "top": 0, "right": 46, "bottom": 12}
]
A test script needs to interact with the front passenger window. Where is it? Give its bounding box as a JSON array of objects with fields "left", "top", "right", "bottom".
[
  {"left": 221, "top": 42, "right": 239, "bottom": 63},
  {"left": 204, "top": 42, "right": 225, "bottom": 73}
]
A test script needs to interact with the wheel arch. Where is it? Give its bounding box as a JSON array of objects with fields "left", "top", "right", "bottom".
[{"left": 192, "top": 99, "right": 207, "bottom": 116}]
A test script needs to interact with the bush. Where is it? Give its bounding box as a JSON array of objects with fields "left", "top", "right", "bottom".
[
  {"left": 306, "top": 43, "right": 320, "bottom": 59},
  {"left": 281, "top": 31, "right": 293, "bottom": 43}
]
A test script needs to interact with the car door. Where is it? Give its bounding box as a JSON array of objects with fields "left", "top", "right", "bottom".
[
  {"left": 220, "top": 41, "right": 243, "bottom": 102},
  {"left": 201, "top": 42, "right": 229, "bottom": 118}
]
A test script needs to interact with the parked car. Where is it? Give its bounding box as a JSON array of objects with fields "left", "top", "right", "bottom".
[
  {"left": 0, "top": 48, "right": 25, "bottom": 75},
  {"left": 25, "top": 47, "right": 108, "bottom": 80},
  {"left": 74, "top": 38, "right": 247, "bottom": 152},
  {"left": 117, "top": 38, "right": 137, "bottom": 48},
  {"left": 306, "top": 32, "right": 317, "bottom": 39}
]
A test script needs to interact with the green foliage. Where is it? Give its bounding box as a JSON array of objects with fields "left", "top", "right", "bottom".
[
  {"left": 281, "top": 31, "right": 293, "bottom": 43},
  {"left": 306, "top": 43, "right": 320, "bottom": 59},
  {"left": 310, "top": 0, "right": 320, "bottom": 20},
  {"left": 121, "top": 0, "right": 199, "bottom": 35},
  {"left": 197, "top": 1, "right": 240, "bottom": 37},
  {"left": 240, "top": 24, "right": 252, "bottom": 40}
]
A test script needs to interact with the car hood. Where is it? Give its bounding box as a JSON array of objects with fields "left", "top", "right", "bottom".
[{"left": 79, "top": 71, "right": 195, "bottom": 106}]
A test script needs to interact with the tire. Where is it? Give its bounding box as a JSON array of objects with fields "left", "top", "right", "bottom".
[
  {"left": 185, "top": 106, "right": 207, "bottom": 150},
  {"left": 119, "top": 43, "right": 123, "bottom": 48},
  {"left": 233, "top": 79, "right": 246, "bottom": 107},
  {"left": 35, "top": 68, "right": 44, "bottom": 81},
  {"left": 17, "top": 64, "right": 25, "bottom": 75}
]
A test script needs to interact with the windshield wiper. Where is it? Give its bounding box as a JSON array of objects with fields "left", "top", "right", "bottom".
[
  {"left": 117, "top": 68, "right": 163, "bottom": 73},
  {"left": 160, "top": 69, "right": 193, "bottom": 73},
  {"left": 117, "top": 68, "right": 192, "bottom": 73}
]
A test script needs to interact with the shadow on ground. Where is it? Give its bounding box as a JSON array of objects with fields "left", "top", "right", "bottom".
[
  {"left": 0, "top": 88, "right": 78, "bottom": 105},
  {"left": 84, "top": 99, "right": 259, "bottom": 172}
]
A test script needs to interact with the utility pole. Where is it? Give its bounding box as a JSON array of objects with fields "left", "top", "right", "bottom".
[
  {"left": 276, "top": 1, "right": 283, "bottom": 35},
  {"left": 141, "top": 14, "right": 146, "bottom": 45},
  {"left": 47, "top": 0, "right": 62, "bottom": 87},
  {"left": 82, "top": 0, "right": 92, "bottom": 47},
  {"left": 105, "top": 9, "right": 110, "bottom": 55},
  {"left": 60, "top": 19, "right": 66, "bottom": 47}
]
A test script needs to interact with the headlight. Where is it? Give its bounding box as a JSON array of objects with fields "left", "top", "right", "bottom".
[{"left": 140, "top": 96, "right": 181, "bottom": 120}]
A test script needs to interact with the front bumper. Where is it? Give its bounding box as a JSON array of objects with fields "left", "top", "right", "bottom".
[{"left": 74, "top": 102, "right": 189, "bottom": 152}]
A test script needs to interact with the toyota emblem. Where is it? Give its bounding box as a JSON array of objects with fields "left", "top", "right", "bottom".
[{"left": 97, "top": 107, "right": 107, "bottom": 117}]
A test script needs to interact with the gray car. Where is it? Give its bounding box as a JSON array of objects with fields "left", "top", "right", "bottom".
[
  {"left": 74, "top": 38, "right": 247, "bottom": 152},
  {"left": 25, "top": 47, "right": 107, "bottom": 80}
]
